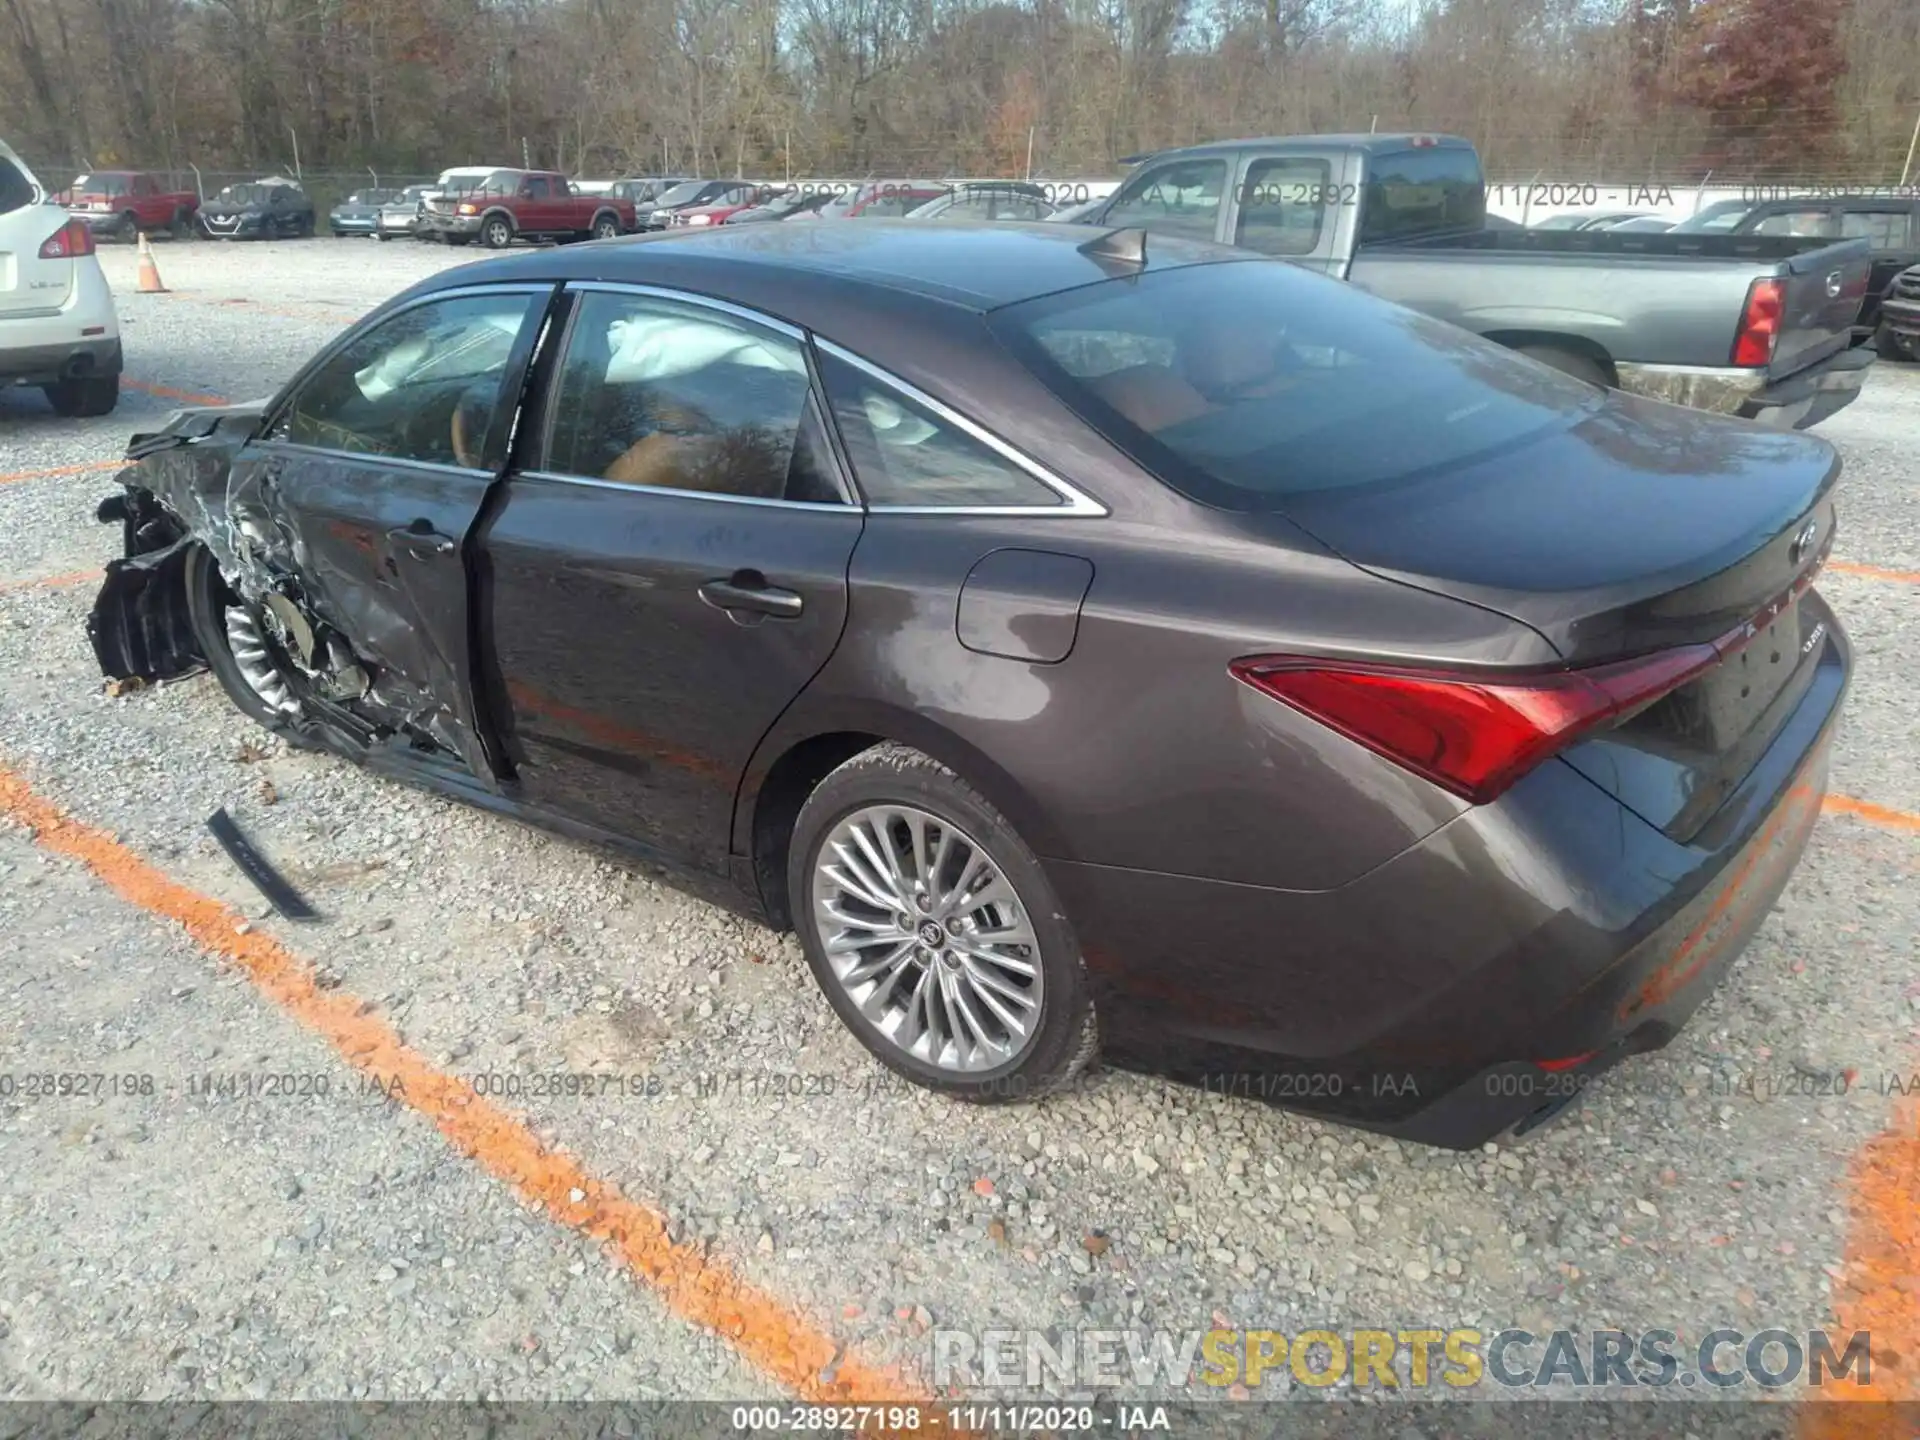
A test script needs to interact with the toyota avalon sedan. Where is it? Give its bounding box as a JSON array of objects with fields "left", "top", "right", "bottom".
[{"left": 85, "top": 222, "right": 1849, "bottom": 1147}]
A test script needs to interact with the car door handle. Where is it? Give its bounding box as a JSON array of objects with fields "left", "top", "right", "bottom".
[
  {"left": 698, "top": 573, "right": 804, "bottom": 619},
  {"left": 387, "top": 522, "right": 456, "bottom": 556}
]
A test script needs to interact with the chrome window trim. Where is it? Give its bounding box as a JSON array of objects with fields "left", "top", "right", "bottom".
[
  {"left": 538, "top": 282, "right": 856, "bottom": 510},
  {"left": 247, "top": 440, "right": 495, "bottom": 480},
  {"left": 812, "top": 338, "right": 1108, "bottom": 517},
  {"left": 513, "top": 469, "right": 857, "bottom": 512},
  {"left": 559, "top": 279, "right": 808, "bottom": 342}
]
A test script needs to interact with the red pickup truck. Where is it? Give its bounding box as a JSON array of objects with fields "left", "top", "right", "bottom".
[
  {"left": 60, "top": 171, "right": 200, "bottom": 240},
  {"left": 418, "top": 170, "right": 636, "bottom": 248}
]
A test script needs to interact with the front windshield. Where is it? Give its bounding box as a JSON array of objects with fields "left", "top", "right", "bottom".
[
  {"left": 992, "top": 257, "right": 1603, "bottom": 512},
  {"left": 216, "top": 185, "right": 270, "bottom": 205},
  {"left": 1671, "top": 200, "right": 1755, "bottom": 233}
]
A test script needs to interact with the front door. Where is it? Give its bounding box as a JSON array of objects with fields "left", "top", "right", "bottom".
[
  {"left": 480, "top": 283, "right": 864, "bottom": 874},
  {"left": 235, "top": 284, "right": 554, "bottom": 779}
]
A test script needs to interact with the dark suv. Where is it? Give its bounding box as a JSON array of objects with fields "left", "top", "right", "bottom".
[{"left": 1677, "top": 194, "right": 1920, "bottom": 346}]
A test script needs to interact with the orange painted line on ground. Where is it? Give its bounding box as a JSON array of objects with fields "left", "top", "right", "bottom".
[
  {"left": 0, "top": 459, "right": 122, "bottom": 486},
  {"left": 0, "top": 568, "right": 100, "bottom": 595},
  {"left": 123, "top": 378, "right": 229, "bottom": 407},
  {"left": 1826, "top": 561, "right": 1920, "bottom": 587},
  {"left": 0, "top": 764, "right": 928, "bottom": 1406},
  {"left": 1823, "top": 795, "right": 1920, "bottom": 835}
]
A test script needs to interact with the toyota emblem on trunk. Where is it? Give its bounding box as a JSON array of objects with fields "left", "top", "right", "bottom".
[
  {"left": 1790, "top": 518, "right": 1819, "bottom": 563},
  {"left": 1825, "top": 270, "right": 1843, "bottom": 298}
]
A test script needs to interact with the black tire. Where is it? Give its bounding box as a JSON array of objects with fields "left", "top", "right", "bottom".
[
  {"left": 481, "top": 214, "right": 514, "bottom": 249},
  {"left": 1875, "top": 321, "right": 1916, "bottom": 362},
  {"left": 167, "top": 209, "right": 188, "bottom": 241},
  {"left": 42, "top": 374, "right": 118, "bottom": 418},
  {"left": 590, "top": 212, "right": 620, "bottom": 241},
  {"left": 787, "top": 742, "right": 1098, "bottom": 1103},
  {"left": 117, "top": 210, "right": 140, "bottom": 242},
  {"left": 1514, "top": 344, "right": 1611, "bottom": 387},
  {"left": 377, "top": 233, "right": 393, "bottom": 243}
]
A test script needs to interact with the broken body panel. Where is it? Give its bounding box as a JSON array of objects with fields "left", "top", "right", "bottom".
[{"left": 88, "top": 398, "right": 495, "bottom": 778}]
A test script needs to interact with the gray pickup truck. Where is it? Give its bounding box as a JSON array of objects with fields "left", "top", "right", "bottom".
[{"left": 1065, "top": 134, "right": 1874, "bottom": 429}]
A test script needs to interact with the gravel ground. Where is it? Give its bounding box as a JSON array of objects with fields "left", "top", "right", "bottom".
[{"left": 1, "top": 237, "right": 1916, "bottom": 1405}]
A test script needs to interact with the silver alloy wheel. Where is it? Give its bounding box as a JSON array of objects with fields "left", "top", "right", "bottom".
[
  {"left": 810, "top": 804, "right": 1043, "bottom": 1073},
  {"left": 224, "top": 604, "right": 301, "bottom": 715}
]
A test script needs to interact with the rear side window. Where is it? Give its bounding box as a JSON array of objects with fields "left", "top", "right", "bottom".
[
  {"left": 1234, "top": 157, "right": 1330, "bottom": 256},
  {"left": 990, "top": 259, "right": 1600, "bottom": 513},
  {"left": 1102, "top": 159, "right": 1228, "bottom": 242},
  {"left": 0, "top": 159, "right": 35, "bottom": 216},
  {"left": 1840, "top": 209, "right": 1913, "bottom": 250},
  {"left": 1358, "top": 147, "right": 1485, "bottom": 243},
  {"left": 816, "top": 350, "right": 1063, "bottom": 509}
]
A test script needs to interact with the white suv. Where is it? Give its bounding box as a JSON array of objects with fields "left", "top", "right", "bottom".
[{"left": 0, "top": 139, "right": 121, "bottom": 416}]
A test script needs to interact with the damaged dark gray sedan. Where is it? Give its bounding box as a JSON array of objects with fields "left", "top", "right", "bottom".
[{"left": 88, "top": 223, "right": 1848, "bottom": 1147}]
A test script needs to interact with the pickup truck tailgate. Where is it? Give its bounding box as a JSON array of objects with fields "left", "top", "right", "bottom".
[{"left": 1768, "top": 237, "right": 1871, "bottom": 379}]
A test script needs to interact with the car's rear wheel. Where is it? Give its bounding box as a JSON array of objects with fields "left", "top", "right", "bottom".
[
  {"left": 591, "top": 213, "right": 620, "bottom": 241},
  {"left": 1514, "top": 344, "right": 1611, "bottom": 387},
  {"left": 116, "top": 210, "right": 139, "bottom": 242},
  {"left": 788, "top": 742, "right": 1097, "bottom": 1101},
  {"left": 168, "top": 209, "right": 190, "bottom": 241},
  {"left": 481, "top": 216, "right": 513, "bottom": 249},
  {"left": 42, "top": 374, "right": 118, "bottom": 417}
]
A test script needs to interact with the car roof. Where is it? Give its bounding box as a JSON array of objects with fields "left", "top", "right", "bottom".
[
  {"left": 425, "top": 218, "right": 1245, "bottom": 313},
  {"left": 1136, "top": 132, "right": 1475, "bottom": 160}
]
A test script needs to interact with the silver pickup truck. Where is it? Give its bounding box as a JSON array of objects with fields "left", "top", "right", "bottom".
[{"left": 1065, "top": 134, "right": 1875, "bottom": 429}]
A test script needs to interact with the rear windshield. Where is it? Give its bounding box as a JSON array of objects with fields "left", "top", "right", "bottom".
[
  {"left": 989, "top": 258, "right": 1601, "bottom": 512},
  {"left": 1359, "top": 146, "right": 1486, "bottom": 242},
  {"left": 73, "top": 173, "right": 129, "bottom": 196}
]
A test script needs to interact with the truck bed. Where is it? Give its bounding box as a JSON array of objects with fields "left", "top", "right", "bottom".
[{"left": 1352, "top": 229, "right": 1871, "bottom": 379}]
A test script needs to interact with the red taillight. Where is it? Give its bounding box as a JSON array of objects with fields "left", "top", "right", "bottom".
[
  {"left": 1534, "top": 1051, "right": 1599, "bottom": 1072},
  {"left": 1230, "top": 642, "right": 1722, "bottom": 805},
  {"left": 1732, "top": 277, "right": 1784, "bottom": 367},
  {"left": 38, "top": 217, "right": 95, "bottom": 259}
]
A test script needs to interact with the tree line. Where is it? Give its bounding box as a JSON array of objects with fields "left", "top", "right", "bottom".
[{"left": 3, "top": 0, "right": 1915, "bottom": 185}]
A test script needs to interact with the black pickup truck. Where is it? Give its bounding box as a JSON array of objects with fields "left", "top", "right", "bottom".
[{"left": 1068, "top": 135, "right": 1875, "bottom": 429}]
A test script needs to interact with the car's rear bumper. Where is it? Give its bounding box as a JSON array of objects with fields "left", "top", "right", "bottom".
[
  {"left": 1052, "top": 593, "right": 1849, "bottom": 1148},
  {"left": 1615, "top": 349, "right": 1873, "bottom": 429},
  {"left": 1, "top": 262, "right": 123, "bottom": 387}
]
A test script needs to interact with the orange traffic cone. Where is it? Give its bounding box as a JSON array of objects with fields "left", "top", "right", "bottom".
[{"left": 136, "top": 233, "right": 167, "bottom": 294}]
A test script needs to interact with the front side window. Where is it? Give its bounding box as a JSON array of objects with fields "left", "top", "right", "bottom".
[
  {"left": 544, "top": 291, "right": 842, "bottom": 504},
  {"left": 1235, "top": 157, "right": 1331, "bottom": 256},
  {"left": 273, "top": 292, "right": 543, "bottom": 469},
  {"left": 816, "top": 350, "right": 1063, "bottom": 509},
  {"left": 1102, "top": 159, "right": 1227, "bottom": 242},
  {"left": 1753, "top": 208, "right": 1835, "bottom": 238},
  {"left": 523, "top": 176, "right": 551, "bottom": 199}
]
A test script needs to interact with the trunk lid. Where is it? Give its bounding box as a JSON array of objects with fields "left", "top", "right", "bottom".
[
  {"left": 1273, "top": 389, "right": 1839, "bottom": 837},
  {"left": 0, "top": 143, "right": 75, "bottom": 318},
  {"left": 1766, "top": 235, "right": 1872, "bottom": 379},
  {"left": 1275, "top": 389, "right": 1837, "bottom": 663}
]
